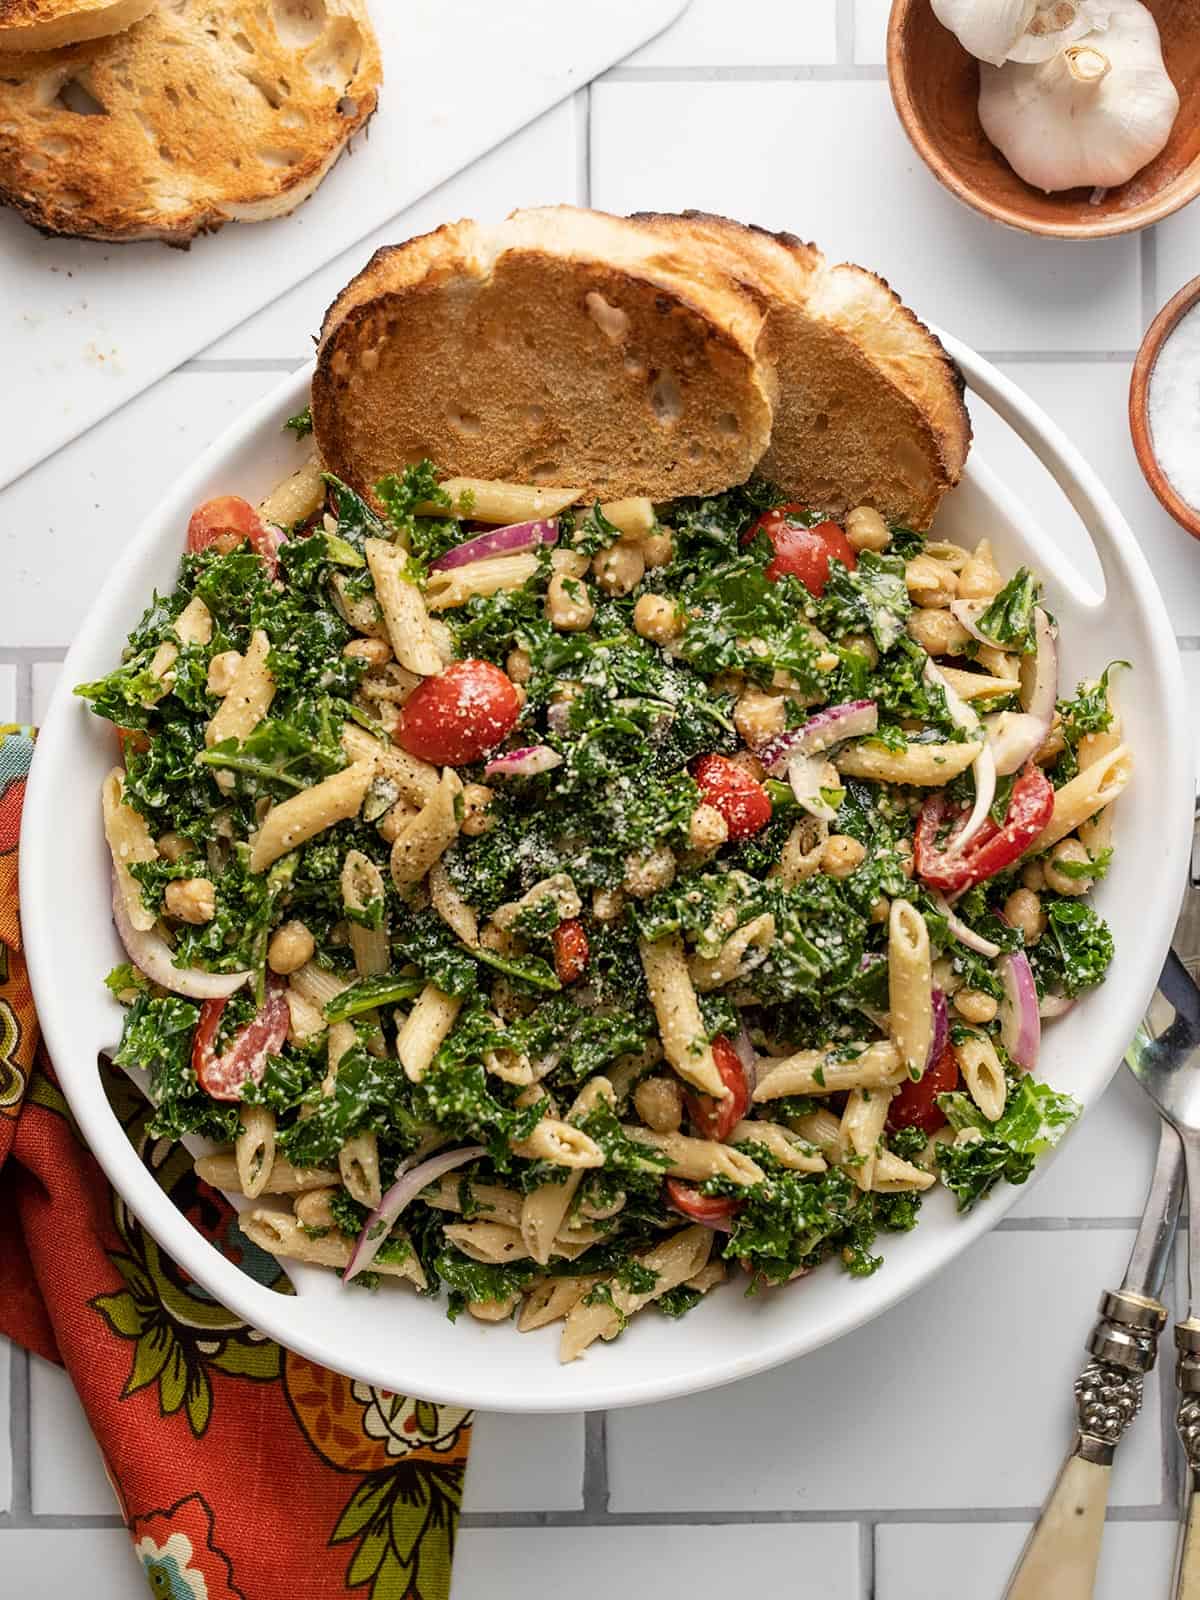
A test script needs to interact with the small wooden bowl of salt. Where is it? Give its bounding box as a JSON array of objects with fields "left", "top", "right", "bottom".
[{"left": 1130, "top": 275, "right": 1200, "bottom": 541}]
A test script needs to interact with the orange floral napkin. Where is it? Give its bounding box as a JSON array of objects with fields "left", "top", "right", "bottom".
[{"left": 0, "top": 725, "right": 472, "bottom": 1600}]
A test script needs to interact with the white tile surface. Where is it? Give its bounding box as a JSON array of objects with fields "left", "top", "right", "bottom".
[
  {"left": 451, "top": 1524, "right": 860, "bottom": 1600},
  {"left": 607, "top": 1230, "right": 1163, "bottom": 1512},
  {"left": 969, "top": 359, "right": 1200, "bottom": 635},
  {"left": 0, "top": 1338, "right": 10, "bottom": 1513},
  {"left": 0, "top": 665, "right": 15, "bottom": 723},
  {"left": 591, "top": 81, "right": 1144, "bottom": 353},
  {"left": 31, "top": 663, "right": 62, "bottom": 728},
  {"left": 1010, "top": 1066, "right": 1161, "bottom": 1220},
  {"left": 1153, "top": 205, "right": 1200, "bottom": 316},
  {"left": 622, "top": 0, "right": 838, "bottom": 67},
  {"left": 0, "top": 371, "right": 282, "bottom": 650},
  {"left": 1183, "top": 652, "right": 1200, "bottom": 785},
  {"left": 854, "top": 0, "right": 891, "bottom": 62},
  {"left": 0, "top": 1530, "right": 143, "bottom": 1597},
  {"left": 203, "top": 101, "right": 582, "bottom": 361},
  {"left": 29, "top": 1356, "right": 118, "bottom": 1518},
  {"left": 876, "top": 1520, "right": 1178, "bottom": 1600},
  {"left": 462, "top": 1411, "right": 585, "bottom": 1512}
]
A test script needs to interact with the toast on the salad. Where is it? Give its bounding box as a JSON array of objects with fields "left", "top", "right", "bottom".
[
  {"left": 312, "top": 208, "right": 777, "bottom": 504},
  {"left": 633, "top": 211, "right": 970, "bottom": 530},
  {"left": 0, "top": 0, "right": 155, "bottom": 52},
  {"left": 0, "top": 0, "right": 380, "bottom": 243}
]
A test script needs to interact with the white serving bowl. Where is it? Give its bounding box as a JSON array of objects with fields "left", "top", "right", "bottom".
[{"left": 21, "top": 338, "right": 1194, "bottom": 1414}]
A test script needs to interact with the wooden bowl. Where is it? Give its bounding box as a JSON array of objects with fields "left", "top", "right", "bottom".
[
  {"left": 888, "top": 0, "right": 1200, "bottom": 238},
  {"left": 1130, "top": 274, "right": 1200, "bottom": 540}
]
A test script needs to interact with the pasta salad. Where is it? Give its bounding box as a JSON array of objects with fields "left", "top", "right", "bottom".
[{"left": 79, "top": 426, "right": 1132, "bottom": 1362}]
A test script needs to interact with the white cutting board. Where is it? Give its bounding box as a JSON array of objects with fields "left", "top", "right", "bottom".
[{"left": 0, "top": 0, "right": 689, "bottom": 489}]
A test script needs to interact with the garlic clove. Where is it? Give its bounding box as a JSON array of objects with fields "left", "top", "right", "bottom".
[
  {"left": 1006, "top": 0, "right": 1110, "bottom": 63},
  {"left": 930, "top": 0, "right": 1037, "bottom": 67},
  {"left": 978, "top": 0, "right": 1179, "bottom": 193}
]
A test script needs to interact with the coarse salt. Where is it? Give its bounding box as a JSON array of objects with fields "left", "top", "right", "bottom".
[{"left": 1148, "top": 299, "right": 1200, "bottom": 510}]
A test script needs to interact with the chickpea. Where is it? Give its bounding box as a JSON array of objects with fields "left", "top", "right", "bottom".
[
  {"left": 641, "top": 528, "right": 674, "bottom": 568},
  {"left": 954, "top": 988, "right": 999, "bottom": 1024},
  {"left": 343, "top": 637, "right": 392, "bottom": 666},
  {"left": 843, "top": 632, "right": 879, "bottom": 670},
  {"left": 1044, "top": 838, "right": 1093, "bottom": 896},
  {"left": 510, "top": 683, "right": 528, "bottom": 710},
  {"left": 634, "top": 1075, "right": 684, "bottom": 1134},
  {"left": 592, "top": 887, "right": 625, "bottom": 922},
  {"left": 728, "top": 749, "right": 767, "bottom": 783},
  {"left": 623, "top": 846, "right": 676, "bottom": 898},
  {"left": 821, "top": 834, "right": 866, "bottom": 878},
  {"left": 869, "top": 896, "right": 890, "bottom": 924},
  {"left": 689, "top": 803, "right": 729, "bottom": 853},
  {"left": 460, "top": 782, "right": 495, "bottom": 837},
  {"left": 592, "top": 538, "right": 645, "bottom": 597},
  {"left": 1004, "top": 887, "right": 1047, "bottom": 946},
  {"left": 1021, "top": 859, "right": 1046, "bottom": 892},
  {"left": 505, "top": 647, "right": 533, "bottom": 684},
  {"left": 957, "top": 538, "right": 1002, "bottom": 601},
  {"left": 164, "top": 877, "right": 216, "bottom": 925},
  {"left": 907, "top": 608, "right": 971, "bottom": 657},
  {"left": 207, "top": 649, "right": 243, "bottom": 697},
  {"left": 845, "top": 505, "right": 891, "bottom": 553},
  {"left": 268, "top": 919, "right": 315, "bottom": 974},
  {"left": 632, "top": 593, "right": 682, "bottom": 647},
  {"left": 294, "top": 1187, "right": 338, "bottom": 1232},
  {"left": 156, "top": 831, "right": 193, "bottom": 864},
  {"left": 546, "top": 572, "right": 594, "bottom": 632},
  {"left": 895, "top": 837, "right": 915, "bottom": 879},
  {"left": 377, "top": 799, "right": 417, "bottom": 843},
  {"left": 733, "top": 688, "right": 787, "bottom": 748},
  {"left": 905, "top": 554, "right": 959, "bottom": 609}
]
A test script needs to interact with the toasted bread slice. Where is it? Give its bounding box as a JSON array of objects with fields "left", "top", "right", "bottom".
[
  {"left": 0, "top": 0, "right": 380, "bottom": 243},
  {"left": 634, "top": 212, "right": 971, "bottom": 529},
  {"left": 0, "top": 0, "right": 155, "bottom": 52},
  {"left": 312, "top": 206, "right": 776, "bottom": 504}
]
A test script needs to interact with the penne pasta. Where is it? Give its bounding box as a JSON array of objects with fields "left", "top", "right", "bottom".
[
  {"left": 206, "top": 627, "right": 274, "bottom": 751},
  {"left": 397, "top": 985, "right": 462, "bottom": 1083},
  {"left": 520, "top": 1079, "right": 613, "bottom": 1266},
  {"left": 425, "top": 552, "right": 541, "bottom": 612},
  {"left": 510, "top": 1118, "right": 604, "bottom": 1169},
  {"left": 258, "top": 453, "right": 325, "bottom": 527},
  {"left": 1031, "top": 743, "right": 1131, "bottom": 854},
  {"left": 341, "top": 849, "right": 389, "bottom": 977},
  {"left": 194, "top": 1152, "right": 338, "bottom": 1194},
  {"left": 753, "top": 1041, "right": 904, "bottom": 1101},
  {"left": 836, "top": 738, "right": 982, "bottom": 787},
  {"left": 443, "top": 1222, "right": 531, "bottom": 1265},
  {"left": 839, "top": 1085, "right": 894, "bottom": 1192},
  {"left": 236, "top": 1104, "right": 276, "bottom": 1199},
  {"left": 638, "top": 934, "right": 724, "bottom": 1098},
  {"left": 954, "top": 1031, "right": 1007, "bottom": 1123},
  {"left": 429, "top": 859, "right": 479, "bottom": 946},
  {"left": 689, "top": 912, "right": 775, "bottom": 992},
  {"left": 389, "top": 768, "right": 461, "bottom": 888},
  {"left": 420, "top": 478, "right": 583, "bottom": 525},
  {"left": 728, "top": 1119, "right": 826, "bottom": 1173},
  {"left": 364, "top": 537, "right": 443, "bottom": 676},
  {"left": 888, "top": 899, "right": 933, "bottom": 1080},
  {"left": 250, "top": 759, "right": 375, "bottom": 873},
  {"left": 241, "top": 1210, "right": 426, "bottom": 1289},
  {"left": 341, "top": 721, "right": 440, "bottom": 807},
  {"left": 623, "top": 1125, "right": 763, "bottom": 1186},
  {"left": 102, "top": 768, "right": 158, "bottom": 932},
  {"left": 560, "top": 1226, "right": 712, "bottom": 1362},
  {"left": 518, "top": 1275, "right": 603, "bottom": 1332}
]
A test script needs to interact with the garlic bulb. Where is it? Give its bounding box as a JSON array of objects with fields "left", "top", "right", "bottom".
[
  {"left": 1006, "top": 0, "right": 1110, "bottom": 62},
  {"left": 930, "top": 0, "right": 1036, "bottom": 67},
  {"left": 978, "top": 0, "right": 1179, "bottom": 192}
]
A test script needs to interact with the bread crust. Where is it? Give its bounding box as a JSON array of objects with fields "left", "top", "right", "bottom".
[
  {"left": 633, "top": 210, "right": 971, "bottom": 529},
  {"left": 313, "top": 207, "right": 777, "bottom": 503},
  {"left": 0, "top": 0, "right": 380, "bottom": 243},
  {"left": 0, "top": 0, "right": 156, "bottom": 53}
]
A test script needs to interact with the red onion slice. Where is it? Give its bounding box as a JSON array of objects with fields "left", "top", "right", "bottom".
[
  {"left": 925, "top": 987, "right": 949, "bottom": 1075},
  {"left": 984, "top": 608, "right": 1057, "bottom": 775},
  {"left": 344, "top": 1143, "right": 485, "bottom": 1283},
  {"left": 732, "top": 1024, "right": 759, "bottom": 1094},
  {"left": 111, "top": 872, "right": 250, "bottom": 1001},
  {"left": 923, "top": 658, "right": 993, "bottom": 855},
  {"left": 949, "top": 598, "right": 998, "bottom": 647},
  {"left": 984, "top": 711, "right": 1047, "bottom": 776},
  {"left": 930, "top": 891, "right": 1002, "bottom": 959},
  {"left": 483, "top": 744, "right": 563, "bottom": 779},
  {"left": 759, "top": 700, "right": 878, "bottom": 775},
  {"left": 786, "top": 752, "right": 841, "bottom": 822},
  {"left": 429, "top": 518, "right": 558, "bottom": 572},
  {"left": 999, "top": 950, "right": 1041, "bottom": 1072}
]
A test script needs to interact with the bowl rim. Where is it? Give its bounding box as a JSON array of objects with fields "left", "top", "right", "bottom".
[
  {"left": 886, "top": 0, "right": 1200, "bottom": 240},
  {"left": 19, "top": 341, "right": 1194, "bottom": 1413},
  {"left": 1129, "top": 274, "right": 1200, "bottom": 542}
]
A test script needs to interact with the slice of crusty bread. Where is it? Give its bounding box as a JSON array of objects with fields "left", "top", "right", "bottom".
[
  {"left": 633, "top": 212, "right": 970, "bottom": 530},
  {"left": 0, "top": 0, "right": 155, "bottom": 52},
  {"left": 312, "top": 206, "right": 777, "bottom": 504},
  {"left": 0, "top": 0, "right": 380, "bottom": 243}
]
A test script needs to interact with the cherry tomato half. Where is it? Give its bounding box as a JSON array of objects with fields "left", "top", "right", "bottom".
[
  {"left": 686, "top": 1034, "right": 751, "bottom": 1143},
  {"left": 665, "top": 1178, "right": 740, "bottom": 1227},
  {"left": 914, "top": 764, "right": 1054, "bottom": 896},
  {"left": 186, "top": 496, "right": 280, "bottom": 573},
  {"left": 552, "top": 918, "right": 590, "bottom": 985},
  {"left": 691, "top": 753, "right": 772, "bottom": 840},
  {"left": 395, "top": 659, "right": 522, "bottom": 767},
  {"left": 192, "top": 979, "right": 290, "bottom": 1102},
  {"left": 887, "top": 1040, "right": 960, "bottom": 1135},
  {"left": 744, "top": 504, "right": 856, "bottom": 596},
  {"left": 116, "top": 727, "right": 150, "bottom": 760}
]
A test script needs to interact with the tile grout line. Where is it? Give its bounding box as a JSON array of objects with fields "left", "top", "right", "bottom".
[
  {"left": 456, "top": 1502, "right": 1175, "bottom": 1529},
  {"left": 599, "top": 63, "right": 888, "bottom": 83},
  {"left": 582, "top": 1412, "right": 609, "bottom": 1516},
  {"left": 1142, "top": 224, "right": 1159, "bottom": 332},
  {"left": 7, "top": 1347, "right": 31, "bottom": 1525},
  {"left": 861, "top": 1521, "right": 876, "bottom": 1600}
]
